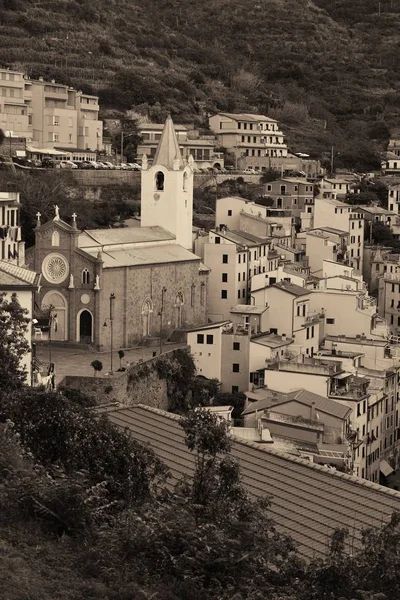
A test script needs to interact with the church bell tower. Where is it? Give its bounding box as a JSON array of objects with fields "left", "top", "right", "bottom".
[{"left": 140, "top": 115, "right": 194, "bottom": 250}]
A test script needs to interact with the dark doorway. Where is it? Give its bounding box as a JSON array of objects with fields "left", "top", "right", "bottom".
[{"left": 79, "top": 310, "right": 92, "bottom": 343}]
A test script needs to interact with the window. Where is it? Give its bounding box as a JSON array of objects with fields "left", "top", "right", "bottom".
[
  {"left": 233, "top": 342, "right": 240, "bottom": 351},
  {"left": 51, "top": 231, "right": 60, "bottom": 247},
  {"left": 215, "top": 236, "right": 221, "bottom": 244},
  {"left": 197, "top": 334, "right": 204, "bottom": 344},
  {"left": 53, "top": 115, "right": 59, "bottom": 126},
  {"left": 326, "top": 318, "right": 335, "bottom": 324},
  {"left": 222, "top": 273, "right": 228, "bottom": 282},
  {"left": 81, "top": 268, "right": 90, "bottom": 284},
  {"left": 53, "top": 133, "right": 59, "bottom": 142},
  {"left": 306, "top": 328, "right": 310, "bottom": 340},
  {"left": 232, "top": 363, "right": 240, "bottom": 373},
  {"left": 242, "top": 289, "right": 246, "bottom": 298},
  {"left": 221, "top": 290, "right": 227, "bottom": 299},
  {"left": 238, "top": 273, "right": 241, "bottom": 282},
  {"left": 311, "top": 325, "right": 314, "bottom": 338},
  {"left": 302, "top": 304, "right": 306, "bottom": 317},
  {"left": 222, "top": 254, "right": 228, "bottom": 263},
  {"left": 206, "top": 334, "right": 213, "bottom": 344},
  {"left": 237, "top": 290, "right": 241, "bottom": 298},
  {"left": 155, "top": 171, "right": 164, "bottom": 191},
  {"left": 232, "top": 386, "right": 239, "bottom": 394},
  {"left": 228, "top": 210, "right": 232, "bottom": 216}
]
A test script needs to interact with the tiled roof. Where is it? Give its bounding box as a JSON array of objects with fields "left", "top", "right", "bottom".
[
  {"left": 83, "top": 244, "right": 200, "bottom": 268},
  {"left": 79, "top": 226, "right": 175, "bottom": 248},
  {"left": 271, "top": 281, "right": 311, "bottom": 297},
  {"left": 0, "top": 260, "right": 40, "bottom": 287},
  {"left": 106, "top": 404, "right": 400, "bottom": 560},
  {"left": 288, "top": 389, "right": 352, "bottom": 419}
]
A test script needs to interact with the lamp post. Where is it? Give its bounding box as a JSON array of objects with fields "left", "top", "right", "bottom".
[
  {"left": 103, "top": 292, "right": 116, "bottom": 372},
  {"left": 159, "top": 287, "right": 167, "bottom": 355}
]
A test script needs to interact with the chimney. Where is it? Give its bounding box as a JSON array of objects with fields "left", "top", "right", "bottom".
[
  {"left": 281, "top": 333, "right": 287, "bottom": 341},
  {"left": 310, "top": 401, "right": 316, "bottom": 421}
]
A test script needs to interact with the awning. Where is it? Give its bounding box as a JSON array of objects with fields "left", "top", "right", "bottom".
[
  {"left": 380, "top": 460, "right": 394, "bottom": 477},
  {"left": 26, "top": 146, "right": 68, "bottom": 156}
]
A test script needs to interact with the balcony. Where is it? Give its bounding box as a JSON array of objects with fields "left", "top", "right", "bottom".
[
  {"left": 329, "top": 375, "right": 369, "bottom": 400},
  {"left": 303, "top": 310, "right": 324, "bottom": 325}
]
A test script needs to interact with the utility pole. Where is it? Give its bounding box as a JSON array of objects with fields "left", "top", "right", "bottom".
[
  {"left": 330, "top": 145, "right": 334, "bottom": 175},
  {"left": 120, "top": 131, "right": 124, "bottom": 165},
  {"left": 369, "top": 219, "right": 373, "bottom": 245},
  {"left": 109, "top": 293, "right": 115, "bottom": 371}
]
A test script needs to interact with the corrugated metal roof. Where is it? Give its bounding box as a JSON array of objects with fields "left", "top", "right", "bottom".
[
  {"left": 0, "top": 260, "right": 40, "bottom": 286},
  {"left": 106, "top": 404, "right": 400, "bottom": 560}
]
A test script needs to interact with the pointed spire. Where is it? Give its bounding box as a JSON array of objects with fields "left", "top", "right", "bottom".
[{"left": 153, "top": 114, "right": 184, "bottom": 170}]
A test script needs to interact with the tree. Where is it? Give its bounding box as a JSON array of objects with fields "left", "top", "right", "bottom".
[
  {"left": 90, "top": 359, "right": 103, "bottom": 376},
  {"left": 213, "top": 391, "right": 246, "bottom": 420},
  {"left": 0, "top": 292, "right": 30, "bottom": 390},
  {"left": 260, "top": 168, "right": 281, "bottom": 183},
  {"left": 0, "top": 388, "right": 167, "bottom": 506},
  {"left": 0, "top": 128, "right": 5, "bottom": 147}
]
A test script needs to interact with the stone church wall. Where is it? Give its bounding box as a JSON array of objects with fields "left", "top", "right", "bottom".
[{"left": 99, "top": 262, "right": 208, "bottom": 349}]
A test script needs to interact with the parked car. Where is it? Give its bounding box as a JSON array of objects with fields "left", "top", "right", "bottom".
[
  {"left": 244, "top": 167, "right": 257, "bottom": 174},
  {"left": 78, "top": 161, "right": 95, "bottom": 169},
  {"left": 97, "top": 161, "right": 112, "bottom": 169},
  {"left": 126, "top": 162, "right": 141, "bottom": 171},
  {"left": 41, "top": 157, "right": 55, "bottom": 168},
  {"left": 59, "top": 160, "right": 78, "bottom": 169}
]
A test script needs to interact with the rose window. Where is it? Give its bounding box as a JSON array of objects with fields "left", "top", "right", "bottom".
[{"left": 42, "top": 253, "right": 69, "bottom": 284}]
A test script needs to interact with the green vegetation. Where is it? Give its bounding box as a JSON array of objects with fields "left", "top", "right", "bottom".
[
  {"left": 0, "top": 170, "right": 139, "bottom": 247},
  {"left": 0, "top": 0, "right": 399, "bottom": 166}
]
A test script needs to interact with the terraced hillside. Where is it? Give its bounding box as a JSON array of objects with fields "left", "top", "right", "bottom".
[{"left": 1, "top": 0, "right": 400, "bottom": 165}]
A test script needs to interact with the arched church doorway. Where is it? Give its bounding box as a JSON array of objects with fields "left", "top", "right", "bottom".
[
  {"left": 41, "top": 291, "right": 67, "bottom": 341},
  {"left": 78, "top": 310, "right": 93, "bottom": 343}
]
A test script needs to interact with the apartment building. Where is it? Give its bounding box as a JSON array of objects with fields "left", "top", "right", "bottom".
[
  {"left": 0, "top": 69, "right": 32, "bottom": 141},
  {"left": 0, "top": 69, "right": 104, "bottom": 157},
  {"left": 215, "top": 196, "right": 294, "bottom": 244},
  {"left": 254, "top": 357, "right": 377, "bottom": 479},
  {"left": 209, "top": 112, "right": 287, "bottom": 169},
  {"left": 242, "top": 388, "right": 353, "bottom": 469},
  {"left": 313, "top": 197, "right": 364, "bottom": 272},
  {"left": 136, "top": 122, "right": 224, "bottom": 170},
  {"left": 0, "top": 191, "right": 25, "bottom": 266},
  {"left": 200, "top": 228, "right": 276, "bottom": 320},
  {"left": 186, "top": 309, "right": 268, "bottom": 393},
  {"left": 323, "top": 334, "right": 400, "bottom": 474},
  {"left": 319, "top": 177, "right": 351, "bottom": 200},
  {"left": 264, "top": 178, "right": 314, "bottom": 219},
  {"left": 377, "top": 271, "right": 400, "bottom": 336}
]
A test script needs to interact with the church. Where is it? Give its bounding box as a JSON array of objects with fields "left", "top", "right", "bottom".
[{"left": 25, "top": 116, "right": 209, "bottom": 350}]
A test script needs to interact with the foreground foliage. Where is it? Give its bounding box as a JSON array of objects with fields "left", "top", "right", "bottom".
[{"left": 1, "top": 389, "right": 400, "bottom": 599}]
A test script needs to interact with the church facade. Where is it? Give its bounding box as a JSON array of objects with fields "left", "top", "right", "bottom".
[{"left": 25, "top": 116, "right": 209, "bottom": 350}]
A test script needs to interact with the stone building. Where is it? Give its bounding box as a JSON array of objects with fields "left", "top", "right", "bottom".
[{"left": 25, "top": 116, "right": 209, "bottom": 350}]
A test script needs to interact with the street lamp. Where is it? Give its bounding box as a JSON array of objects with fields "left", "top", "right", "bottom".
[
  {"left": 158, "top": 287, "right": 167, "bottom": 355},
  {"left": 103, "top": 292, "right": 116, "bottom": 372}
]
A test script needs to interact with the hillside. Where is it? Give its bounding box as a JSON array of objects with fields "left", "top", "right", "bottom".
[{"left": 1, "top": 0, "right": 400, "bottom": 166}]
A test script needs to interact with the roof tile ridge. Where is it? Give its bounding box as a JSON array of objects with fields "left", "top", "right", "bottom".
[
  {"left": 231, "top": 435, "right": 400, "bottom": 498},
  {"left": 135, "top": 403, "right": 182, "bottom": 421}
]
